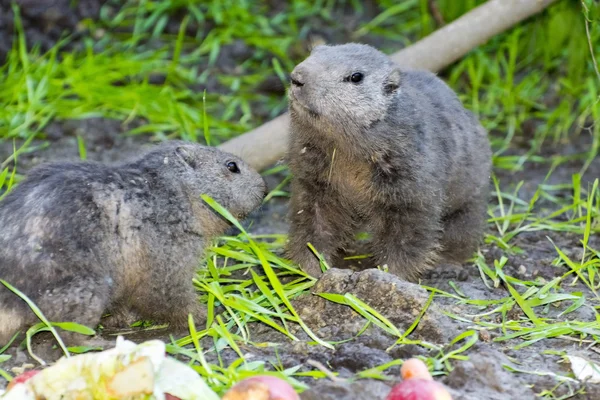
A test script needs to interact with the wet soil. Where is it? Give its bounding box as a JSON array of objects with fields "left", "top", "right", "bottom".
[
  {"left": 1, "top": 2, "right": 600, "bottom": 399},
  {"left": 0, "top": 0, "right": 106, "bottom": 62}
]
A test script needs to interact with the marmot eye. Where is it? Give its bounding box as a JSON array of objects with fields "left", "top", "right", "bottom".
[
  {"left": 226, "top": 161, "right": 240, "bottom": 173},
  {"left": 350, "top": 72, "right": 364, "bottom": 83}
]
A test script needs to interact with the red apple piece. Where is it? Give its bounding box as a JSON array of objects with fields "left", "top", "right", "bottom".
[
  {"left": 6, "top": 370, "right": 40, "bottom": 390},
  {"left": 385, "top": 358, "right": 453, "bottom": 400},
  {"left": 222, "top": 375, "right": 299, "bottom": 400}
]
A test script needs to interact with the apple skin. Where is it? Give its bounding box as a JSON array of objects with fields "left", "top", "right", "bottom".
[
  {"left": 385, "top": 378, "right": 453, "bottom": 400},
  {"left": 6, "top": 370, "right": 40, "bottom": 390},
  {"left": 222, "top": 375, "right": 300, "bottom": 400},
  {"left": 400, "top": 359, "right": 433, "bottom": 381}
]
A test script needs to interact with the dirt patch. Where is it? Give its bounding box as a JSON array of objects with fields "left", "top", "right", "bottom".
[
  {"left": 0, "top": 117, "right": 152, "bottom": 173},
  {"left": 300, "top": 379, "right": 393, "bottom": 400},
  {"left": 443, "top": 348, "right": 538, "bottom": 400},
  {"left": 0, "top": 0, "right": 105, "bottom": 62}
]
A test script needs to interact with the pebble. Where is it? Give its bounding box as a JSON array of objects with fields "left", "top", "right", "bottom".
[{"left": 479, "top": 329, "right": 491, "bottom": 342}]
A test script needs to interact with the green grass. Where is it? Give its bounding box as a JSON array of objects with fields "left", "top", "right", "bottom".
[
  {"left": 1, "top": 0, "right": 600, "bottom": 398},
  {"left": 1, "top": 14, "right": 237, "bottom": 144},
  {"left": 442, "top": 0, "right": 599, "bottom": 172}
]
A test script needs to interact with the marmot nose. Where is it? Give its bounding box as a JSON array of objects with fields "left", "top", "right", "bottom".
[{"left": 290, "top": 70, "right": 305, "bottom": 87}]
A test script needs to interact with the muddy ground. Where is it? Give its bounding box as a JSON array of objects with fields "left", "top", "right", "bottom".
[{"left": 1, "top": 1, "right": 600, "bottom": 399}]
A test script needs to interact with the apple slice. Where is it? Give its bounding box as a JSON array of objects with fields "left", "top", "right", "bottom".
[
  {"left": 385, "top": 358, "right": 453, "bottom": 400},
  {"left": 222, "top": 375, "right": 300, "bottom": 400}
]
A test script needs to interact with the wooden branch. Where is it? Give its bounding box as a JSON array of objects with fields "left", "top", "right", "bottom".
[
  {"left": 389, "top": 0, "right": 559, "bottom": 71},
  {"left": 218, "top": 0, "right": 559, "bottom": 171}
]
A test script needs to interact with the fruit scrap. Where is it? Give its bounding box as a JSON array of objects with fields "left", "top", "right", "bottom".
[
  {"left": 0, "top": 337, "right": 219, "bottom": 400},
  {"left": 5, "top": 370, "right": 40, "bottom": 391},
  {"left": 385, "top": 358, "right": 453, "bottom": 400},
  {"left": 222, "top": 375, "right": 300, "bottom": 400},
  {"left": 400, "top": 358, "right": 433, "bottom": 381}
]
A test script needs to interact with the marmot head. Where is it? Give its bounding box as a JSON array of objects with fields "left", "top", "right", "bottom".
[
  {"left": 288, "top": 43, "right": 401, "bottom": 132},
  {"left": 141, "top": 141, "right": 267, "bottom": 222}
]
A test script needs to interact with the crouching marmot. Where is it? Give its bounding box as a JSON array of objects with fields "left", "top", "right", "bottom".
[{"left": 0, "top": 140, "right": 267, "bottom": 345}]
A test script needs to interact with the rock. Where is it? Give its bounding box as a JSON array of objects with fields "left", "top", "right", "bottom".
[
  {"left": 292, "top": 268, "right": 460, "bottom": 344},
  {"left": 330, "top": 342, "right": 393, "bottom": 372},
  {"left": 300, "top": 379, "right": 392, "bottom": 400},
  {"left": 443, "top": 346, "right": 537, "bottom": 400}
]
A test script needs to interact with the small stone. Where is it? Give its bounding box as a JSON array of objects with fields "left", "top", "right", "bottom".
[
  {"left": 300, "top": 379, "right": 392, "bottom": 400},
  {"left": 93, "top": 28, "right": 106, "bottom": 39},
  {"left": 479, "top": 329, "right": 491, "bottom": 342}
]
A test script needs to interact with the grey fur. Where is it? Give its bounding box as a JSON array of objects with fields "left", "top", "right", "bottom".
[
  {"left": 0, "top": 140, "right": 267, "bottom": 345},
  {"left": 286, "top": 43, "right": 492, "bottom": 280}
]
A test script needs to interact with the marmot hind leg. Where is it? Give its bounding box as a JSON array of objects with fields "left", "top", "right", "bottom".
[
  {"left": 370, "top": 207, "right": 443, "bottom": 282},
  {"left": 439, "top": 200, "right": 488, "bottom": 264},
  {"left": 100, "top": 307, "right": 141, "bottom": 329},
  {"left": 132, "top": 285, "right": 208, "bottom": 332},
  {"left": 0, "top": 275, "right": 112, "bottom": 347}
]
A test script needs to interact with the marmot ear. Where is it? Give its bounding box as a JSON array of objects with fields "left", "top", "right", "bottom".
[
  {"left": 384, "top": 68, "right": 401, "bottom": 95},
  {"left": 175, "top": 146, "right": 196, "bottom": 168}
]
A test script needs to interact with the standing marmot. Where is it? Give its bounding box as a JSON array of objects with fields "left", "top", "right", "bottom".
[
  {"left": 0, "top": 141, "right": 267, "bottom": 345},
  {"left": 286, "top": 43, "right": 492, "bottom": 280}
]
